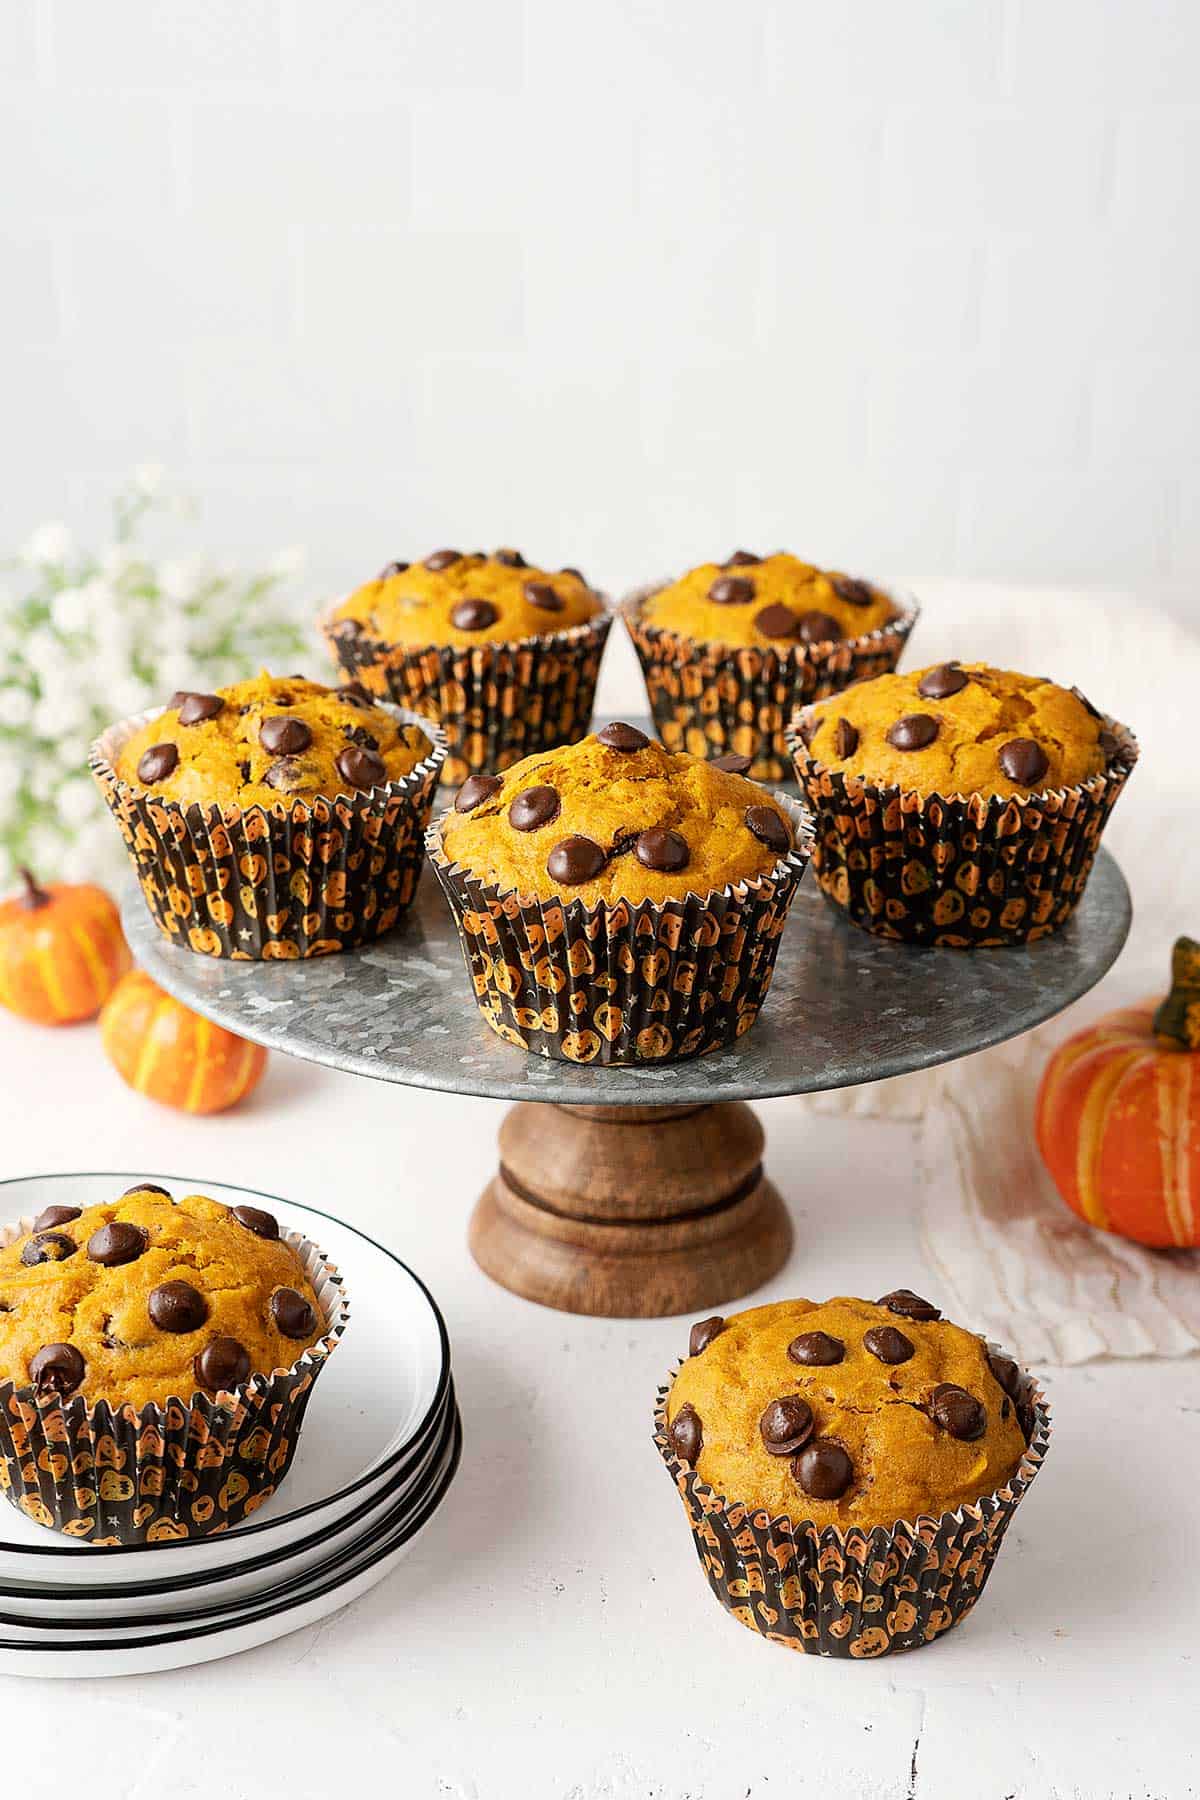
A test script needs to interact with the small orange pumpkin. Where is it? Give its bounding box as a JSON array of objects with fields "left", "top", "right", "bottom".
[
  {"left": 99, "top": 968, "right": 267, "bottom": 1114},
  {"left": 0, "top": 869, "right": 130, "bottom": 1024},
  {"left": 1036, "top": 937, "right": 1200, "bottom": 1248}
]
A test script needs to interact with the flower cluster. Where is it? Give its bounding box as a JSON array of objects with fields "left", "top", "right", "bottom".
[{"left": 0, "top": 469, "right": 307, "bottom": 885}]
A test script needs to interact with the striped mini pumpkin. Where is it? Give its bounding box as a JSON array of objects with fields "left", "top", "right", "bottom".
[
  {"left": 0, "top": 869, "right": 130, "bottom": 1024},
  {"left": 1035, "top": 937, "right": 1200, "bottom": 1248},
  {"left": 100, "top": 968, "right": 267, "bottom": 1114}
]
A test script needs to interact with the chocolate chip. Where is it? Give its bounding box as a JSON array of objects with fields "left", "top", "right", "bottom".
[
  {"left": 546, "top": 835, "right": 606, "bottom": 885},
  {"left": 231, "top": 1203, "right": 279, "bottom": 1240},
  {"left": 596, "top": 721, "right": 650, "bottom": 751},
  {"left": 833, "top": 718, "right": 859, "bottom": 758},
  {"left": 759, "top": 1395, "right": 814, "bottom": 1456},
  {"left": 494, "top": 548, "right": 526, "bottom": 567},
  {"left": 930, "top": 1383, "right": 987, "bottom": 1441},
  {"left": 136, "top": 743, "right": 179, "bottom": 784},
  {"left": 918, "top": 663, "right": 968, "bottom": 701},
  {"left": 667, "top": 1402, "right": 703, "bottom": 1465},
  {"left": 886, "top": 714, "right": 939, "bottom": 752},
  {"left": 986, "top": 1349, "right": 1022, "bottom": 1400},
  {"left": 424, "top": 549, "right": 461, "bottom": 571},
  {"left": 879, "top": 1288, "right": 941, "bottom": 1322},
  {"left": 745, "top": 805, "right": 790, "bottom": 853},
  {"left": 708, "top": 575, "right": 755, "bottom": 605},
  {"left": 148, "top": 1280, "right": 209, "bottom": 1335},
  {"left": 723, "top": 550, "right": 761, "bottom": 567},
  {"left": 863, "top": 1325, "right": 914, "bottom": 1364},
  {"left": 342, "top": 723, "right": 379, "bottom": 750},
  {"left": 121, "top": 1184, "right": 171, "bottom": 1200},
  {"left": 994, "top": 738, "right": 1050, "bottom": 787},
  {"left": 455, "top": 774, "right": 503, "bottom": 813},
  {"left": 176, "top": 692, "right": 225, "bottom": 726},
  {"left": 635, "top": 827, "right": 689, "bottom": 873},
  {"left": 509, "top": 785, "right": 561, "bottom": 832},
  {"left": 271, "top": 1287, "right": 317, "bottom": 1340},
  {"left": 194, "top": 1337, "right": 251, "bottom": 1392},
  {"left": 523, "top": 580, "right": 564, "bottom": 613},
  {"left": 30, "top": 1343, "right": 85, "bottom": 1398},
  {"left": 86, "top": 1222, "right": 146, "bottom": 1267},
  {"left": 753, "top": 603, "right": 797, "bottom": 639},
  {"left": 792, "top": 1440, "right": 854, "bottom": 1500},
  {"left": 21, "top": 1232, "right": 76, "bottom": 1266},
  {"left": 450, "top": 598, "right": 499, "bottom": 632},
  {"left": 712, "top": 752, "right": 752, "bottom": 775},
  {"left": 260, "top": 716, "right": 312, "bottom": 757},
  {"left": 688, "top": 1316, "right": 725, "bottom": 1357},
  {"left": 795, "top": 610, "right": 842, "bottom": 644},
  {"left": 787, "top": 1330, "right": 845, "bottom": 1367},
  {"left": 263, "top": 757, "right": 305, "bottom": 791},
  {"left": 32, "top": 1205, "right": 81, "bottom": 1232},
  {"left": 378, "top": 560, "right": 409, "bottom": 578},
  {"left": 833, "top": 575, "right": 874, "bottom": 607},
  {"left": 335, "top": 745, "right": 387, "bottom": 791}
]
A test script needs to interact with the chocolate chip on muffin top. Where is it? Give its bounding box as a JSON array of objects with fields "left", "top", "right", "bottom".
[
  {"left": 642, "top": 553, "right": 897, "bottom": 650},
  {"left": 327, "top": 550, "right": 603, "bottom": 649}
]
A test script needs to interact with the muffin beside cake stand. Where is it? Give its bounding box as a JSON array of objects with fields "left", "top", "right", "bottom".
[{"left": 120, "top": 758, "right": 1130, "bottom": 1319}]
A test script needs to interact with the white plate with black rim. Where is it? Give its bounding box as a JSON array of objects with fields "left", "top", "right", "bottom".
[
  {"left": 0, "top": 1174, "right": 451, "bottom": 1589},
  {"left": 0, "top": 1404, "right": 463, "bottom": 1676}
]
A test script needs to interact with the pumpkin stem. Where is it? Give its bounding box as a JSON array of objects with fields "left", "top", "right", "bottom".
[
  {"left": 1153, "top": 936, "right": 1200, "bottom": 1050},
  {"left": 16, "top": 868, "right": 51, "bottom": 911}
]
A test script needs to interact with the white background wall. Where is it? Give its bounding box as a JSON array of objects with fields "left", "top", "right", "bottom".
[{"left": 2, "top": 0, "right": 1198, "bottom": 614}]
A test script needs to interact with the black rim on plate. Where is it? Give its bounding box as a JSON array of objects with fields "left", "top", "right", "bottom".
[
  {"left": 0, "top": 1173, "right": 452, "bottom": 1561},
  {"left": 0, "top": 1409, "right": 463, "bottom": 1655}
]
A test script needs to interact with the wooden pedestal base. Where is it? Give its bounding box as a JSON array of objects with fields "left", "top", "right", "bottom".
[{"left": 469, "top": 1100, "right": 792, "bottom": 1318}]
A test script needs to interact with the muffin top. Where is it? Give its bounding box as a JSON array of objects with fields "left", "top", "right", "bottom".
[
  {"left": 665, "top": 1294, "right": 1028, "bottom": 1530},
  {"left": 438, "top": 724, "right": 797, "bottom": 907},
  {"left": 641, "top": 552, "right": 897, "bottom": 649},
  {"left": 328, "top": 549, "right": 604, "bottom": 649},
  {"left": 797, "top": 663, "right": 1119, "bottom": 799},
  {"left": 113, "top": 672, "right": 431, "bottom": 809},
  {"left": 0, "top": 1185, "right": 325, "bottom": 1411}
]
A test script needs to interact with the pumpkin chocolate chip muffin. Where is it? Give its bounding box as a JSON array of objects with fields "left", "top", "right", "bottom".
[
  {"left": 93, "top": 674, "right": 445, "bottom": 959},
  {"left": 429, "top": 724, "right": 812, "bottom": 1064},
  {"left": 0, "top": 1183, "right": 346, "bottom": 1543},
  {"left": 624, "top": 551, "right": 917, "bottom": 783},
  {"left": 322, "top": 548, "right": 613, "bottom": 788},
  {"left": 789, "top": 663, "right": 1137, "bottom": 948},
  {"left": 656, "top": 1292, "right": 1049, "bottom": 1658}
]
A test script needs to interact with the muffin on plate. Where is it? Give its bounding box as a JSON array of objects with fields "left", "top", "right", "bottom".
[
  {"left": 656, "top": 1292, "right": 1049, "bottom": 1657},
  {"left": 623, "top": 551, "right": 917, "bottom": 780},
  {"left": 789, "top": 663, "right": 1138, "bottom": 947},
  {"left": 428, "top": 722, "right": 812, "bottom": 1064},
  {"left": 323, "top": 548, "right": 612, "bottom": 787},
  {"left": 91, "top": 672, "right": 445, "bottom": 959},
  {"left": 0, "top": 1182, "right": 347, "bottom": 1543}
]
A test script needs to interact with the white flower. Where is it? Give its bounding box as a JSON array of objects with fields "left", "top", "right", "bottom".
[
  {"left": 57, "top": 779, "right": 97, "bottom": 827},
  {"left": 159, "top": 557, "right": 204, "bottom": 603},
  {"left": 110, "top": 677, "right": 154, "bottom": 719},
  {"left": 22, "top": 522, "right": 74, "bottom": 566},
  {"left": 99, "top": 544, "right": 139, "bottom": 580},
  {"left": 134, "top": 463, "right": 165, "bottom": 496},
  {"left": 0, "top": 686, "right": 33, "bottom": 728},
  {"left": 51, "top": 586, "right": 92, "bottom": 635},
  {"left": 33, "top": 693, "right": 88, "bottom": 738}
]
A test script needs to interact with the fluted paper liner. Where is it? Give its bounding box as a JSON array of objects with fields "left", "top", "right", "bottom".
[
  {"left": 426, "top": 794, "right": 813, "bottom": 1066},
  {"left": 90, "top": 704, "right": 446, "bottom": 960},
  {"left": 654, "top": 1356, "right": 1050, "bottom": 1658},
  {"left": 321, "top": 598, "right": 614, "bottom": 788},
  {"left": 0, "top": 1221, "right": 348, "bottom": 1545},
  {"left": 623, "top": 585, "right": 919, "bottom": 782},
  {"left": 787, "top": 711, "right": 1138, "bottom": 948}
]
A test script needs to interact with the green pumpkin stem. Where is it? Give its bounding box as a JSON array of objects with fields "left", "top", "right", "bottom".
[
  {"left": 1153, "top": 936, "right": 1200, "bottom": 1050},
  {"left": 17, "top": 868, "right": 50, "bottom": 912}
]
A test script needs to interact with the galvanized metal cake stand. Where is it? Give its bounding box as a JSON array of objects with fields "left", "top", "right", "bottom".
[{"left": 121, "top": 764, "right": 1131, "bottom": 1320}]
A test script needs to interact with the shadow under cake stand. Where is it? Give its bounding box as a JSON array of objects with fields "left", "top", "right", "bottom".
[{"left": 121, "top": 811, "right": 1131, "bottom": 1318}]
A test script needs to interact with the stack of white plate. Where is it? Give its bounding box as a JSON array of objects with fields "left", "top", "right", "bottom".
[{"left": 0, "top": 1173, "right": 461, "bottom": 1677}]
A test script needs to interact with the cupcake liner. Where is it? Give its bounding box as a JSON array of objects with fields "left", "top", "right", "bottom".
[
  {"left": 426, "top": 794, "right": 813, "bottom": 1066},
  {"left": 654, "top": 1355, "right": 1050, "bottom": 1658},
  {"left": 320, "top": 598, "right": 614, "bottom": 787},
  {"left": 0, "top": 1222, "right": 348, "bottom": 1545},
  {"left": 623, "top": 585, "right": 919, "bottom": 782},
  {"left": 787, "top": 711, "right": 1139, "bottom": 948},
  {"left": 90, "top": 704, "right": 447, "bottom": 960}
]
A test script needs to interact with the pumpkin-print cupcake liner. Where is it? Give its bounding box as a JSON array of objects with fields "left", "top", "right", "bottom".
[
  {"left": 0, "top": 1222, "right": 348, "bottom": 1545},
  {"left": 622, "top": 585, "right": 919, "bottom": 782},
  {"left": 321, "top": 598, "right": 614, "bottom": 788},
  {"left": 654, "top": 1357, "right": 1050, "bottom": 1659},
  {"left": 90, "top": 703, "right": 446, "bottom": 960},
  {"left": 786, "top": 709, "right": 1138, "bottom": 948},
  {"left": 425, "top": 794, "right": 813, "bottom": 1066}
]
